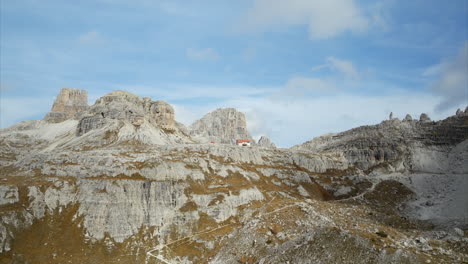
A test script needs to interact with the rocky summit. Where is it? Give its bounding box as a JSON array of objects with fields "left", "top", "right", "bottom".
[
  {"left": 43, "top": 87, "right": 89, "bottom": 123},
  {"left": 0, "top": 88, "right": 467, "bottom": 264},
  {"left": 189, "top": 108, "right": 252, "bottom": 144}
]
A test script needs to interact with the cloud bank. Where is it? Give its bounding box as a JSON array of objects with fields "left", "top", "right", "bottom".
[
  {"left": 239, "top": 0, "right": 369, "bottom": 39},
  {"left": 425, "top": 42, "right": 468, "bottom": 111}
]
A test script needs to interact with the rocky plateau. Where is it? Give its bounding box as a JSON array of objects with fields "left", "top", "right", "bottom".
[{"left": 0, "top": 87, "right": 467, "bottom": 264}]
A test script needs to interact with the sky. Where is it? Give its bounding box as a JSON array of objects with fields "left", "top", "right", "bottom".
[{"left": 1, "top": 0, "right": 467, "bottom": 147}]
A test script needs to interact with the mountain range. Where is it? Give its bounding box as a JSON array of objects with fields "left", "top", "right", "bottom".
[{"left": 0, "top": 87, "right": 467, "bottom": 263}]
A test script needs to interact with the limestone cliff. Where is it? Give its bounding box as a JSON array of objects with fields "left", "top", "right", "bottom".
[
  {"left": 189, "top": 108, "right": 252, "bottom": 144},
  {"left": 43, "top": 87, "right": 89, "bottom": 123}
]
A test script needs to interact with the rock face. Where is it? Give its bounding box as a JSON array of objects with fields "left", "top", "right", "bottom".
[
  {"left": 189, "top": 108, "right": 252, "bottom": 144},
  {"left": 43, "top": 87, "right": 89, "bottom": 123},
  {"left": 294, "top": 113, "right": 468, "bottom": 172},
  {"left": 257, "top": 136, "right": 276, "bottom": 148},
  {"left": 77, "top": 91, "right": 177, "bottom": 136}
]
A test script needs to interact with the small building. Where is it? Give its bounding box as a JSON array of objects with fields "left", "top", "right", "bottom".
[{"left": 236, "top": 139, "right": 251, "bottom": 147}]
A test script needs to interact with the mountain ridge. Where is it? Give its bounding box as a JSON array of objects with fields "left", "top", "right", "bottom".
[{"left": 0, "top": 87, "right": 467, "bottom": 263}]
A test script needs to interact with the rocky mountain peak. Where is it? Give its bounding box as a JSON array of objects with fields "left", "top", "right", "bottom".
[
  {"left": 189, "top": 108, "right": 252, "bottom": 144},
  {"left": 1, "top": 89, "right": 468, "bottom": 263},
  {"left": 257, "top": 136, "right": 276, "bottom": 148},
  {"left": 419, "top": 113, "right": 431, "bottom": 122},
  {"left": 43, "top": 87, "right": 89, "bottom": 123},
  {"left": 77, "top": 90, "right": 177, "bottom": 136}
]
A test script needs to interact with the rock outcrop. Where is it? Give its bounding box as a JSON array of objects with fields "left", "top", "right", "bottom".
[
  {"left": 420, "top": 113, "right": 431, "bottom": 122},
  {"left": 77, "top": 91, "right": 177, "bottom": 136},
  {"left": 43, "top": 87, "right": 89, "bottom": 123},
  {"left": 404, "top": 114, "right": 413, "bottom": 121},
  {"left": 257, "top": 136, "right": 276, "bottom": 148},
  {"left": 294, "top": 112, "right": 468, "bottom": 171},
  {"left": 189, "top": 108, "right": 252, "bottom": 144}
]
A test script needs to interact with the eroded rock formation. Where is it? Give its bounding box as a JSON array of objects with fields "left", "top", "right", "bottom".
[
  {"left": 43, "top": 87, "right": 89, "bottom": 123},
  {"left": 189, "top": 108, "right": 252, "bottom": 144},
  {"left": 77, "top": 91, "right": 177, "bottom": 136}
]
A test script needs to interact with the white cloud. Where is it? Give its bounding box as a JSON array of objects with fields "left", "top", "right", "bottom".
[
  {"left": 309, "top": 57, "right": 360, "bottom": 80},
  {"left": 310, "top": 64, "right": 328, "bottom": 72},
  {"left": 79, "top": 30, "right": 105, "bottom": 45},
  {"left": 326, "top": 56, "right": 360, "bottom": 80},
  {"left": 186, "top": 48, "right": 220, "bottom": 61},
  {"left": 239, "top": 0, "right": 369, "bottom": 39},
  {"left": 425, "top": 42, "right": 468, "bottom": 111}
]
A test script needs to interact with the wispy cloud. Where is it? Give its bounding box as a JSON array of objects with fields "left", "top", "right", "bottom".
[
  {"left": 425, "top": 42, "right": 468, "bottom": 111},
  {"left": 326, "top": 56, "right": 360, "bottom": 80},
  {"left": 238, "top": 0, "right": 370, "bottom": 39},
  {"left": 310, "top": 57, "right": 360, "bottom": 80},
  {"left": 186, "top": 48, "right": 221, "bottom": 61},
  {"left": 310, "top": 64, "right": 328, "bottom": 72}
]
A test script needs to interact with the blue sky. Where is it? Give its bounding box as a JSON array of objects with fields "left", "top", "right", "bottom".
[{"left": 1, "top": 0, "right": 467, "bottom": 147}]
